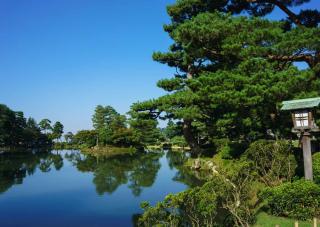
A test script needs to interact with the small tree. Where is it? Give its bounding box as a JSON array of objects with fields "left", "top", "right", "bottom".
[
  {"left": 39, "top": 119, "right": 52, "bottom": 135},
  {"left": 64, "top": 132, "right": 74, "bottom": 144},
  {"left": 92, "top": 105, "right": 119, "bottom": 146},
  {"left": 52, "top": 121, "right": 64, "bottom": 142}
]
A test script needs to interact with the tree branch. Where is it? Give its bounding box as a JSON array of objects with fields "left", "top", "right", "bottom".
[
  {"left": 247, "top": 0, "right": 303, "bottom": 26},
  {"left": 268, "top": 0, "right": 302, "bottom": 26},
  {"left": 267, "top": 53, "right": 314, "bottom": 68}
]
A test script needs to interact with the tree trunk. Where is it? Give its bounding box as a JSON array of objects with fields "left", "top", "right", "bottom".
[
  {"left": 183, "top": 119, "right": 201, "bottom": 153},
  {"left": 182, "top": 66, "right": 201, "bottom": 153}
]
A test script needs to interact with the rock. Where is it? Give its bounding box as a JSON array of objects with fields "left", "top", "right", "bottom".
[
  {"left": 211, "top": 165, "right": 218, "bottom": 174},
  {"left": 206, "top": 161, "right": 214, "bottom": 169},
  {"left": 192, "top": 158, "right": 201, "bottom": 170}
]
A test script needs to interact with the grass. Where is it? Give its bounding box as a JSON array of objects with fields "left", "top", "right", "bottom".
[{"left": 254, "top": 212, "right": 315, "bottom": 227}]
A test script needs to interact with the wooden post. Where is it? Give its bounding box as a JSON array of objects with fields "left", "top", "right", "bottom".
[
  {"left": 295, "top": 221, "right": 299, "bottom": 227},
  {"left": 314, "top": 218, "right": 317, "bottom": 227},
  {"left": 301, "top": 132, "right": 313, "bottom": 181}
]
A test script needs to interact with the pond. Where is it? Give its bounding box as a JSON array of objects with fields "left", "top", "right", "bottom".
[{"left": 0, "top": 150, "right": 203, "bottom": 227}]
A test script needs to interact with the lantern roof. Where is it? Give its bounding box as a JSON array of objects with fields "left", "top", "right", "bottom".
[{"left": 281, "top": 97, "right": 320, "bottom": 111}]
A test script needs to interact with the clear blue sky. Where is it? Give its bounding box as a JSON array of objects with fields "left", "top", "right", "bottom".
[{"left": 0, "top": 0, "right": 319, "bottom": 133}]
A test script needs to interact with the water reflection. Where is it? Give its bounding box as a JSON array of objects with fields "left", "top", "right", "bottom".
[
  {"left": 0, "top": 151, "right": 63, "bottom": 193},
  {"left": 166, "top": 151, "right": 205, "bottom": 187},
  {"left": 0, "top": 150, "right": 203, "bottom": 197},
  {"left": 65, "top": 151, "right": 163, "bottom": 196},
  {"left": 0, "top": 149, "right": 206, "bottom": 226}
]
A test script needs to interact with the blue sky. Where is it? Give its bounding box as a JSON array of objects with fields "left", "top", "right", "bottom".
[{"left": 0, "top": 0, "right": 319, "bottom": 133}]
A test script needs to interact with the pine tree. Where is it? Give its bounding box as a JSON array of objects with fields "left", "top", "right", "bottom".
[{"left": 131, "top": 0, "right": 320, "bottom": 153}]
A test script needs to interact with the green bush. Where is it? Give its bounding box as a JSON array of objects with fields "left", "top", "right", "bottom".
[
  {"left": 139, "top": 175, "right": 231, "bottom": 226},
  {"left": 139, "top": 171, "right": 257, "bottom": 226},
  {"left": 313, "top": 152, "right": 320, "bottom": 184},
  {"left": 213, "top": 138, "right": 246, "bottom": 159},
  {"left": 170, "top": 136, "right": 188, "bottom": 147},
  {"left": 243, "top": 140, "right": 297, "bottom": 186},
  {"left": 260, "top": 179, "right": 320, "bottom": 220}
]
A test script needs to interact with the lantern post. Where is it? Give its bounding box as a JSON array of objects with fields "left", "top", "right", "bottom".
[{"left": 281, "top": 97, "right": 320, "bottom": 181}]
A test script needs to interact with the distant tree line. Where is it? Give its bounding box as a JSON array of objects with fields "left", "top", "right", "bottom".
[
  {"left": 0, "top": 104, "right": 64, "bottom": 149},
  {"left": 59, "top": 105, "right": 164, "bottom": 149},
  {"left": 0, "top": 103, "right": 205, "bottom": 151}
]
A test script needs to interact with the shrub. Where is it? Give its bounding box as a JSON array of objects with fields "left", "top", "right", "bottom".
[
  {"left": 213, "top": 139, "right": 247, "bottom": 159},
  {"left": 139, "top": 175, "right": 232, "bottom": 226},
  {"left": 313, "top": 152, "right": 320, "bottom": 184},
  {"left": 170, "top": 136, "right": 188, "bottom": 148},
  {"left": 260, "top": 179, "right": 320, "bottom": 220},
  {"left": 139, "top": 171, "right": 257, "bottom": 227},
  {"left": 243, "top": 140, "right": 297, "bottom": 186}
]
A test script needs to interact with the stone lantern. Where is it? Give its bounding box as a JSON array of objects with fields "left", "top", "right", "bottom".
[{"left": 281, "top": 97, "right": 320, "bottom": 181}]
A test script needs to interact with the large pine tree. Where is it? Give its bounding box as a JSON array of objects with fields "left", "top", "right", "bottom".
[{"left": 131, "top": 0, "right": 320, "bottom": 152}]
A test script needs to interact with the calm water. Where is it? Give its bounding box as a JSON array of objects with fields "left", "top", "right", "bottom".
[{"left": 0, "top": 150, "right": 202, "bottom": 227}]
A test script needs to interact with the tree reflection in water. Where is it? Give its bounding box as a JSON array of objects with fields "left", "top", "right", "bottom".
[
  {"left": 65, "top": 151, "right": 164, "bottom": 196},
  {"left": 0, "top": 149, "right": 206, "bottom": 227},
  {"left": 0, "top": 149, "right": 203, "bottom": 198},
  {"left": 0, "top": 150, "right": 63, "bottom": 193},
  {"left": 165, "top": 151, "right": 205, "bottom": 187}
]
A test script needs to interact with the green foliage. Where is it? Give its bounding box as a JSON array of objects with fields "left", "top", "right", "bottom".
[
  {"left": 82, "top": 146, "right": 137, "bottom": 158},
  {"left": 139, "top": 166, "right": 258, "bottom": 227},
  {"left": 244, "top": 140, "right": 297, "bottom": 186},
  {"left": 139, "top": 176, "right": 225, "bottom": 226},
  {"left": 166, "top": 0, "right": 320, "bottom": 28},
  {"left": 52, "top": 142, "right": 77, "bottom": 150},
  {"left": 64, "top": 105, "right": 162, "bottom": 149},
  {"left": 213, "top": 139, "right": 246, "bottom": 159},
  {"left": 129, "top": 112, "right": 163, "bottom": 147},
  {"left": 52, "top": 121, "right": 64, "bottom": 142},
  {"left": 39, "top": 119, "right": 52, "bottom": 134},
  {"left": 261, "top": 180, "right": 320, "bottom": 220},
  {"left": 64, "top": 132, "right": 74, "bottom": 144},
  {"left": 140, "top": 139, "right": 303, "bottom": 226},
  {"left": 157, "top": 77, "right": 185, "bottom": 92},
  {"left": 219, "top": 144, "right": 233, "bottom": 160},
  {"left": 131, "top": 5, "right": 320, "bottom": 152},
  {"left": 92, "top": 105, "right": 121, "bottom": 146},
  {"left": 0, "top": 104, "right": 52, "bottom": 148},
  {"left": 313, "top": 152, "right": 320, "bottom": 184},
  {"left": 170, "top": 136, "right": 188, "bottom": 148},
  {"left": 192, "top": 59, "right": 316, "bottom": 142},
  {"left": 163, "top": 120, "right": 181, "bottom": 139},
  {"left": 110, "top": 128, "right": 135, "bottom": 147},
  {"left": 73, "top": 130, "right": 97, "bottom": 148},
  {"left": 138, "top": 0, "right": 320, "bottom": 225},
  {"left": 90, "top": 105, "right": 145, "bottom": 147}
]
